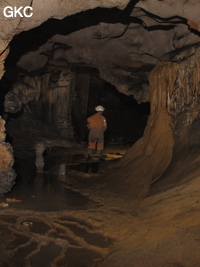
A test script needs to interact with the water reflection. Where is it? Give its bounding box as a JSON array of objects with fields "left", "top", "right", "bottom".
[
  {"left": 67, "top": 162, "right": 99, "bottom": 174},
  {"left": 4, "top": 157, "right": 89, "bottom": 211}
]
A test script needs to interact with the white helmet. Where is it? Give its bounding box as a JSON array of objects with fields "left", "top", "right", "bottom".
[{"left": 95, "top": 105, "right": 105, "bottom": 112}]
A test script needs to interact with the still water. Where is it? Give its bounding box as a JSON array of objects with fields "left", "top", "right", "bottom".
[{"left": 3, "top": 149, "right": 97, "bottom": 211}]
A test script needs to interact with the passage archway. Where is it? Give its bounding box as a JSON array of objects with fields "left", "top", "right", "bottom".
[{"left": 0, "top": 1, "right": 200, "bottom": 266}]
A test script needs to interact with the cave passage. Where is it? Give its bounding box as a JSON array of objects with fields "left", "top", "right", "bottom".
[
  {"left": 0, "top": 8, "right": 150, "bottom": 210},
  {"left": 0, "top": 26, "right": 150, "bottom": 212},
  {"left": 0, "top": 75, "right": 150, "bottom": 210},
  {"left": 1, "top": 1, "right": 200, "bottom": 266}
]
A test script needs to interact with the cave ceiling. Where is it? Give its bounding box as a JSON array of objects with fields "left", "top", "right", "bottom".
[{"left": 1, "top": 0, "right": 200, "bottom": 103}]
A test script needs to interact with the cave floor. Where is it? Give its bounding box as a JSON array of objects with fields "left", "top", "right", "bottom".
[{"left": 0, "top": 142, "right": 200, "bottom": 267}]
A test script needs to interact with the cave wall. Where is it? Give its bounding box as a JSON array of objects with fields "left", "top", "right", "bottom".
[
  {"left": 0, "top": 48, "right": 16, "bottom": 194},
  {"left": 28, "top": 69, "right": 75, "bottom": 139},
  {"left": 0, "top": 65, "right": 90, "bottom": 194},
  {"left": 27, "top": 66, "right": 91, "bottom": 140},
  {"left": 4, "top": 65, "right": 92, "bottom": 143},
  {"left": 1, "top": 1, "right": 200, "bottom": 194},
  {"left": 3, "top": 70, "right": 75, "bottom": 141},
  {"left": 0, "top": 116, "right": 15, "bottom": 194},
  {"left": 0, "top": 0, "right": 130, "bottom": 52},
  {"left": 105, "top": 42, "right": 200, "bottom": 197}
]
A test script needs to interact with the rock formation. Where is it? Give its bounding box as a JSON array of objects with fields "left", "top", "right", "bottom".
[
  {"left": 1, "top": 0, "right": 200, "bottom": 194},
  {"left": 0, "top": 116, "right": 16, "bottom": 194},
  {"left": 104, "top": 42, "right": 200, "bottom": 197}
]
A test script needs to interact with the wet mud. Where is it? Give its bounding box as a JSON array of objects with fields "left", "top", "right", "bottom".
[{"left": 0, "top": 146, "right": 119, "bottom": 267}]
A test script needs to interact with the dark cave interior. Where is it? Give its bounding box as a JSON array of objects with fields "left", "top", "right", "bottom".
[
  {"left": 1, "top": 0, "right": 198, "bottom": 201},
  {"left": 1, "top": 2, "right": 200, "bottom": 266},
  {"left": 0, "top": 12, "right": 150, "bottom": 209},
  {"left": 0, "top": 19, "right": 150, "bottom": 146}
]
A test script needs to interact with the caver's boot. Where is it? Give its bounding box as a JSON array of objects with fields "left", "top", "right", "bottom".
[
  {"left": 97, "top": 150, "right": 104, "bottom": 161},
  {"left": 86, "top": 148, "right": 93, "bottom": 161}
]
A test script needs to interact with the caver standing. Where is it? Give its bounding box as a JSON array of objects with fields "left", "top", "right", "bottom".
[{"left": 87, "top": 105, "right": 107, "bottom": 161}]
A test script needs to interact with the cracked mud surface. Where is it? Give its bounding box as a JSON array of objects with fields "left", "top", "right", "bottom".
[{"left": 0, "top": 209, "right": 117, "bottom": 267}]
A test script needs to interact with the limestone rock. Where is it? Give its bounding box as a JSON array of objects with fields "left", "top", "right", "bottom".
[{"left": 0, "top": 118, "right": 16, "bottom": 194}]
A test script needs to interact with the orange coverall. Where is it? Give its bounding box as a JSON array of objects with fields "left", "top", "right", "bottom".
[{"left": 87, "top": 112, "right": 107, "bottom": 150}]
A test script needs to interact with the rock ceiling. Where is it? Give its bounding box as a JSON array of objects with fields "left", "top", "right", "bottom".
[{"left": 1, "top": 0, "right": 200, "bottom": 103}]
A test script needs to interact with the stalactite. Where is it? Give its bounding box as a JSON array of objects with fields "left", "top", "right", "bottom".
[
  {"left": 150, "top": 43, "right": 200, "bottom": 124},
  {"left": 26, "top": 69, "right": 74, "bottom": 139}
]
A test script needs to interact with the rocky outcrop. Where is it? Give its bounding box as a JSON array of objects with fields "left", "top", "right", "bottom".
[
  {"left": 1, "top": 1, "right": 198, "bottom": 100},
  {"left": 0, "top": 117, "right": 16, "bottom": 194},
  {"left": 103, "top": 42, "right": 200, "bottom": 197},
  {"left": 1, "top": 0, "right": 200, "bottom": 194}
]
